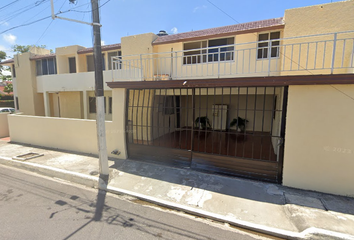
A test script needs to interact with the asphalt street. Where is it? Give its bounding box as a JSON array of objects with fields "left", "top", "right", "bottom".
[{"left": 0, "top": 165, "right": 279, "bottom": 240}]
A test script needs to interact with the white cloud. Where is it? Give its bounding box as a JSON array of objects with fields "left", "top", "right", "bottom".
[
  {"left": 2, "top": 33, "right": 17, "bottom": 45},
  {"left": 101, "top": 40, "right": 105, "bottom": 46},
  {"left": 171, "top": 27, "right": 178, "bottom": 34},
  {"left": 193, "top": 5, "right": 207, "bottom": 13}
]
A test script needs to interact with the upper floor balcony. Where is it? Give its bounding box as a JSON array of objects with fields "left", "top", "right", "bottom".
[{"left": 112, "top": 31, "right": 354, "bottom": 82}]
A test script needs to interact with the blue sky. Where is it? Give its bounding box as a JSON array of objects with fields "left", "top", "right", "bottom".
[{"left": 0, "top": 0, "right": 342, "bottom": 59}]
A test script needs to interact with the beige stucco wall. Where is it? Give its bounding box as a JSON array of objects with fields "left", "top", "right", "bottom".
[
  {"left": 8, "top": 88, "right": 127, "bottom": 159},
  {"left": 57, "top": 91, "right": 83, "bottom": 119},
  {"left": 281, "top": 1, "right": 354, "bottom": 75},
  {"left": 77, "top": 53, "right": 87, "bottom": 73},
  {"left": 283, "top": 84, "right": 354, "bottom": 197},
  {"left": 0, "top": 113, "right": 10, "bottom": 138},
  {"left": 283, "top": 1, "right": 354, "bottom": 38},
  {"left": 121, "top": 33, "right": 157, "bottom": 56},
  {"left": 14, "top": 52, "right": 45, "bottom": 116},
  {"left": 151, "top": 30, "right": 283, "bottom": 80},
  {"left": 56, "top": 45, "right": 82, "bottom": 74},
  {"left": 120, "top": 33, "right": 158, "bottom": 81},
  {"left": 111, "top": 88, "right": 127, "bottom": 158}
]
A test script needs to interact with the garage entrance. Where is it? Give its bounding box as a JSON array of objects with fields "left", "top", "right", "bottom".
[{"left": 126, "top": 86, "right": 288, "bottom": 183}]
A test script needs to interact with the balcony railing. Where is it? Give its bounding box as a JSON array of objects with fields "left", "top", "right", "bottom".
[{"left": 111, "top": 31, "right": 354, "bottom": 81}]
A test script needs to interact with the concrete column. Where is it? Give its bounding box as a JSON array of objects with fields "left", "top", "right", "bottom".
[
  {"left": 43, "top": 91, "right": 50, "bottom": 117},
  {"left": 83, "top": 90, "right": 88, "bottom": 119},
  {"left": 112, "top": 88, "right": 127, "bottom": 159}
]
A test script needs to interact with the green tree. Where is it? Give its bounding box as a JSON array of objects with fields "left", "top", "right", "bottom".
[
  {"left": 4, "top": 83, "right": 13, "bottom": 95},
  {"left": 12, "top": 44, "right": 48, "bottom": 54},
  {"left": 0, "top": 50, "right": 7, "bottom": 76},
  {"left": 1, "top": 75, "right": 11, "bottom": 81},
  {"left": 0, "top": 51, "right": 6, "bottom": 60}
]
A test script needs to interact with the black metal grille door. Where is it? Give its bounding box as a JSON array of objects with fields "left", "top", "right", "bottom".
[{"left": 126, "top": 86, "right": 287, "bottom": 183}]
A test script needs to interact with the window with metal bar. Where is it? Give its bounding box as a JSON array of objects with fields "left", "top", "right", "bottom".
[{"left": 257, "top": 32, "right": 280, "bottom": 59}]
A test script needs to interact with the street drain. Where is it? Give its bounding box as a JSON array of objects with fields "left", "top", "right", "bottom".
[
  {"left": 13, "top": 152, "right": 44, "bottom": 161},
  {"left": 90, "top": 171, "right": 99, "bottom": 176}
]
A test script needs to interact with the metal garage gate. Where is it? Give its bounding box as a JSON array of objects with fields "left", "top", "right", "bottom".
[{"left": 126, "top": 86, "right": 288, "bottom": 183}]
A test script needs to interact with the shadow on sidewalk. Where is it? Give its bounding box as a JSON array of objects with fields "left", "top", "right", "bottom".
[{"left": 109, "top": 158, "right": 354, "bottom": 215}]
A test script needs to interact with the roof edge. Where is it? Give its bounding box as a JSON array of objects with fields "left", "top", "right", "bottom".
[{"left": 153, "top": 25, "right": 285, "bottom": 45}]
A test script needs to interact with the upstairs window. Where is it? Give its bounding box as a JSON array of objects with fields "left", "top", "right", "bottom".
[
  {"left": 87, "top": 54, "right": 105, "bottom": 72},
  {"left": 208, "top": 37, "right": 234, "bottom": 62},
  {"left": 12, "top": 64, "right": 16, "bottom": 78},
  {"left": 183, "top": 37, "right": 234, "bottom": 64},
  {"left": 257, "top": 32, "right": 280, "bottom": 59},
  {"left": 68, "top": 57, "right": 76, "bottom": 73},
  {"left": 36, "top": 58, "right": 57, "bottom": 76},
  {"left": 108, "top": 51, "right": 122, "bottom": 70},
  {"left": 183, "top": 41, "right": 207, "bottom": 64}
]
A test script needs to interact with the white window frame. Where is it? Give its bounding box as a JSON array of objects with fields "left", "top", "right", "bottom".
[{"left": 257, "top": 31, "right": 281, "bottom": 60}]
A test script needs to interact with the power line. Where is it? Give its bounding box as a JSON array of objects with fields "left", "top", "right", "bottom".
[
  {"left": 206, "top": 0, "right": 314, "bottom": 75},
  {"left": 65, "top": 0, "right": 111, "bottom": 13},
  {"left": 206, "top": 0, "right": 354, "bottom": 102},
  {"left": 0, "top": 16, "right": 51, "bottom": 35},
  {"left": 0, "top": 0, "right": 19, "bottom": 11},
  {"left": 58, "top": 1, "right": 92, "bottom": 14},
  {"left": 0, "top": 0, "right": 49, "bottom": 24},
  {"left": 206, "top": 0, "right": 240, "bottom": 24},
  {"left": 80, "top": 0, "right": 91, "bottom": 21},
  {"left": 330, "top": 85, "right": 354, "bottom": 102},
  {"left": 35, "top": 0, "right": 66, "bottom": 45},
  {"left": 35, "top": 19, "right": 55, "bottom": 45}
]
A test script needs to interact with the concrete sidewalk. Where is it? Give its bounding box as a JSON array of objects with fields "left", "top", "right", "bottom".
[{"left": 0, "top": 140, "right": 353, "bottom": 240}]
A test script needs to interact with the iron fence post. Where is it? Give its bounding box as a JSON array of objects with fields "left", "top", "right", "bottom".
[
  {"left": 140, "top": 54, "right": 143, "bottom": 81},
  {"left": 218, "top": 47, "right": 221, "bottom": 78},
  {"left": 331, "top": 32, "right": 338, "bottom": 74}
]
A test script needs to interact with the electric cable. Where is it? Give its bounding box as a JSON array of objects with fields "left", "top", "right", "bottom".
[
  {"left": 206, "top": 0, "right": 354, "bottom": 102},
  {"left": 0, "top": 0, "right": 20, "bottom": 12},
  {"left": 206, "top": 0, "right": 314, "bottom": 75},
  {"left": 0, "top": 0, "right": 49, "bottom": 23},
  {"left": 35, "top": 0, "right": 66, "bottom": 45}
]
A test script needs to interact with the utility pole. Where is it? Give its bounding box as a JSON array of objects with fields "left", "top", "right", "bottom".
[
  {"left": 91, "top": 0, "right": 109, "bottom": 183},
  {"left": 50, "top": 0, "right": 109, "bottom": 185}
]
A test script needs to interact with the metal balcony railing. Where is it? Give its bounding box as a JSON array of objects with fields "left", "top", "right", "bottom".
[{"left": 111, "top": 31, "right": 354, "bottom": 81}]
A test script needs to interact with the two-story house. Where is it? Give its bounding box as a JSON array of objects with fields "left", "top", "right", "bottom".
[{"left": 2, "top": 0, "right": 354, "bottom": 196}]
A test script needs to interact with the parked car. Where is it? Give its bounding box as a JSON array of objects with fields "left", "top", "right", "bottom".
[{"left": 0, "top": 107, "right": 15, "bottom": 113}]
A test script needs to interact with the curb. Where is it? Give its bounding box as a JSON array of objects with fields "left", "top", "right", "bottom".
[
  {"left": 1, "top": 156, "right": 353, "bottom": 240},
  {"left": 0, "top": 156, "right": 98, "bottom": 188}
]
